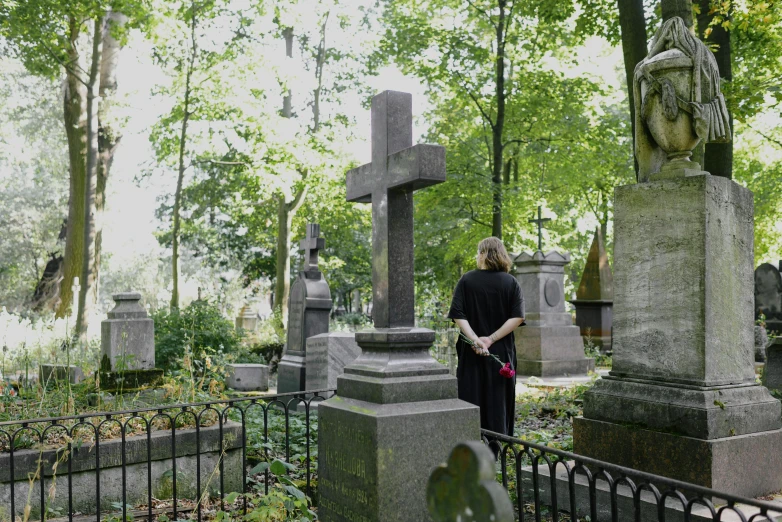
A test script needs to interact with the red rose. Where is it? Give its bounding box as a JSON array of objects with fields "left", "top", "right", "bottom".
[{"left": 499, "top": 362, "right": 515, "bottom": 379}]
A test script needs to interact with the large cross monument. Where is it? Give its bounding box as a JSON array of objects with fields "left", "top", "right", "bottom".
[{"left": 318, "top": 91, "right": 480, "bottom": 522}]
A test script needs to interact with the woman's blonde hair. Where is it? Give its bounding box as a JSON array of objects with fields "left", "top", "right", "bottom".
[{"left": 477, "top": 237, "right": 513, "bottom": 272}]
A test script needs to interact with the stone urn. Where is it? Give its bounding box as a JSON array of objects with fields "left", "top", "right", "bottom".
[{"left": 639, "top": 49, "right": 700, "bottom": 170}]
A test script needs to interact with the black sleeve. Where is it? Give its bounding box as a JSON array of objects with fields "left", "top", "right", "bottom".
[
  {"left": 510, "top": 278, "right": 525, "bottom": 323},
  {"left": 447, "top": 277, "right": 468, "bottom": 321}
]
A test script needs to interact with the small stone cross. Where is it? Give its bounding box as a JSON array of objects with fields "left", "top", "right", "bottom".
[
  {"left": 346, "top": 91, "right": 446, "bottom": 328},
  {"left": 427, "top": 441, "right": 514, "bottom": 522},
  {"left": 528, "top": 206, "right": 551, "bottom": 252},
  {"left": 300, "top": 223, "right": 325, "bottom": 272}
]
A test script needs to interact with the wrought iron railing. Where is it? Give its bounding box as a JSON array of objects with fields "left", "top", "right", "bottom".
[
  {"left": 0, "top": 389, "right": 335, "bottom": 522},
  {"left": 482, "top": 429, "right": 782, "bottom": 522}
]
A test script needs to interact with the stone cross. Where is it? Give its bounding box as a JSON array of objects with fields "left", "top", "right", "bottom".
[
  {"left": 300, "top": 223, "right": 325, "bottom": 272},
  {"left": 346, "top": 90, "right": 446, "bottom": 328},
  {"left": 528, "top": 206, "right": 551, "bottom": 251},
  {"left": 427, "top": 441, "right": 514, "bottom": 522}
]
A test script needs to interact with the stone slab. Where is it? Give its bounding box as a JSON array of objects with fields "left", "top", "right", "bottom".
[
  {"left": 519, "top": 460, "right": 782, "bottom": 522},
  {"left": 611, "top": 176, "right": 755, "bottom": 387},
  {"left": 573, "top": 417, "right": 782, "bottom": 498},
  {"left": 39, "top": 364, "right": 83, "bottom": 385},
  {"left": 306, "top": 332, "right": 362, "bottom": 391},
  {"left": 582, "top": 376, "right": 781, "bottom": 439},
  {"left": 317, "top": 395, "right": 480, "bottom": 522},
  {"left": 226, "top": 363, "right": 269, "bottom": 391}
]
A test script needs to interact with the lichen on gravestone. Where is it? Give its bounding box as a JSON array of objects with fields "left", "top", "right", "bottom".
[{"left": 427, "top": 441, "right": 513, "bottom": 522}]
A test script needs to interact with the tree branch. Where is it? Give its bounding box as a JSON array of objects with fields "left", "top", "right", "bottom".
[
  {"left": 465, "top": 0, "right": 496, "bottom": 28},
  {"left": 748, "top": 123, "right": 782, "bottom": 149},
  {"left": 286, "top": 169, "right": 309, "bottom": 213},
  {"left": 453, "top": 68, "right": 495, "bottom": 129},
  {"left": 464, "top": 201, "right": 492, "bottom": 228}
]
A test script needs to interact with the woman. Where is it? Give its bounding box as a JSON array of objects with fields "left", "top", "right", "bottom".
[{"left": 448, "top": 237, "right": 525, "bottom": 441}]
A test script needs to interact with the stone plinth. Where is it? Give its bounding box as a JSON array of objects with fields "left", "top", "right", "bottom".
[
  {"left": 226, "top": 364, "right": 269, "bottom": 391},
  {"left": 278, "top": 225, "right": 333, "bottom": 394},
  {"left": 762, "top": 338, "right": 782, "bottom": 392},
  {"left": 575, "top": 175, "right": 782, "bottom": 497},
  {"left": 570, "top": 227, "right": 613, "bottom": 352},
  {"left": 305, "top": 332, "right": 362, "bottom": 391},
  {"left": 39, "top": 364, "right": 83, "bottom": 385},
  {"left": 318, "top": 328, "right": 480, "bottom": 522},
  {"left": 101, "top": 293, "right": 155, "bottom": 371},
  {"left": 513, "top": 251, "right": 594, "bottom": 376}
]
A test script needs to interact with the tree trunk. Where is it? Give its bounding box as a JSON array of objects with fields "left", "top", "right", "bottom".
[
  {"left": 662, "top": 0, "right": 694, "bottom": 27},
  {"left": 94, "top": 11, "right": 128, "bottom": 305},
  {"left": 76, "top": 17, "right": 105, "bottom": 339},
  {"left": 697, "top": 0, "right": 733, "bottom": 179},
  {"left": 491, "top": 0, "right": 507, "bottom": 239},
  {"left": 616, "top": 0, "right": 648, "bottom": 179},
  {"left": 171, "top": 0, "right": 198, "bottom": 309},
  {"left": 57, "top": 16, "right": 88, "bottom": 319}
]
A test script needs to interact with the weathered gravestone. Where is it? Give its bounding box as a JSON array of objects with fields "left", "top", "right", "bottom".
[
  {"left": 39, "top": 364, "right": 84, "bottom": 385},
  {"left": 226, "top": 363, "right": 269, "bottom": 391},
  {"left": 235, "top": 301, "right": 258, "bottom": 332},
  {"left": 277, "top": 224, "right": 333, "bottom": 394},
  {"left": 569, "top": 227, "right": 614, "bottom": 352},
  {"left": 761, "top": 338, "right": 782, "bottom": 392},
  {"left": 755, "top": 262, "right": 782, "bottom": 334},
  {"left": 100, "top": 293, "right": 162, "bottom": 389},
  {"left": 574, "top": 17, "right": 782, "bottom": 497},
  {"left": 318, "top": 90, "right": 480, "bottom": 522},
  {"left": 514, "top": 251, "right": 594, "bottom": 377},
  {"left": 427, "top": 441, "right": 514, "bottom": 522},
  {"left": 305, "top": 332, "right": 361, "bottom": 391}
]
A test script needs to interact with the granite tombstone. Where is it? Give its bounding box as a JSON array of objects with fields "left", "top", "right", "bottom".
[
  {"left": 762, "top": 338, "right": 782, "bottom": 392},
  {"left": 305, "top": 332, "right": 361, "bottom": 391},
  {"left": 277, "top": 224, "right": 333, "bottom": 394},
  {"left": 574, "top": 17, "right": 782, "bottom": 497},
  {"left": 569, "top": 228, "right": 614, "bottom": 352},
  {"left": 514, "top": 251, "right": 595, "bottom": 376},
  {"left": 318, "top": 91, "right": 480, "bottom": 522},
  {"left": 755, "top": 262, "right": 782, "bottom": 334}
]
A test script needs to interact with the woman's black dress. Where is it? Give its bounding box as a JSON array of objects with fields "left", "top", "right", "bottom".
[{"left": 448, "top": 269, "right": 525, "bottom": 436}]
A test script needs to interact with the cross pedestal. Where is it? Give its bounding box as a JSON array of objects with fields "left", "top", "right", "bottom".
[{"left": 318, "top": 91, "right": 480, "bottom": 522}]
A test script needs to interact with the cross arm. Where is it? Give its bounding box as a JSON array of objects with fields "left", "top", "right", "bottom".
[
  {"left": 346, "top": 162, "right": 373, "bottom": 203},
  {"left": 387, "top": 144, "right": 446, "bottom": 192}
]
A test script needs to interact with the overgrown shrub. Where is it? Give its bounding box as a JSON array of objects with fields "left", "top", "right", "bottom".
[{"left": 152, "top": 300, "right": 242, "bottom": 371}]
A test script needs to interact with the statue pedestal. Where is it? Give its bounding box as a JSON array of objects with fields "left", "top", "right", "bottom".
[{"left": 575, "top": 175, "right": 782, "bottom": 497}]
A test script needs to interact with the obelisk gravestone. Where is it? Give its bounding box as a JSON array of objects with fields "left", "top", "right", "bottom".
[
  {"left": 569, "top": 228, "right": 614, "bottom": 351},
  {"left": 318, "top": 91, "right": 480, "bottom": 522},
  {"left": 277, "top": 224, "right": 333, "bottom": 394}
]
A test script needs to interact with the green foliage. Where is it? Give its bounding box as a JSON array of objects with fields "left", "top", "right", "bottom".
[{"left": 151, "top": 299, "right": 242, "bottom": 371}]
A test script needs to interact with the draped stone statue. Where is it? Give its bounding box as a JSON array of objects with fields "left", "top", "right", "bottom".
[{"left": 634, "top": 16, "right": 731, "bottom": 182}]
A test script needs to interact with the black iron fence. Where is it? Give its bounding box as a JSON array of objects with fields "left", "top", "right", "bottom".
[
  {"left": 3, "top": 394, "right": 781, "bottom": 522},
  {"left": 483, "top": 429, "right": 782, "bottom": 522},
  {"left": 0, "top": 390, "right": 335, "bottom": 522}
]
